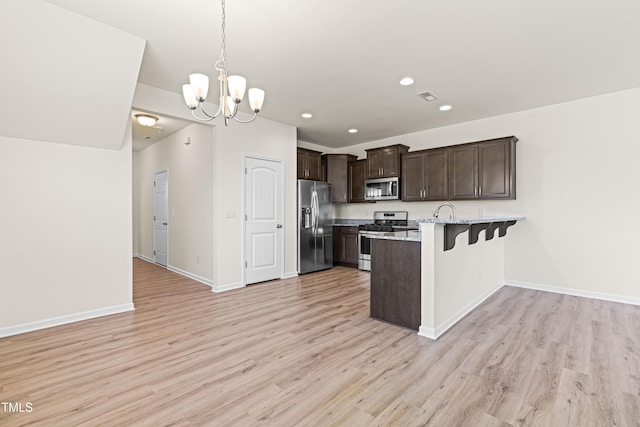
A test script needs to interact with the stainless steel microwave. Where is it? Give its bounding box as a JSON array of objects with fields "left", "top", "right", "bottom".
[{"left": 364, "top": 177, "right": 400, "bottom": 201}]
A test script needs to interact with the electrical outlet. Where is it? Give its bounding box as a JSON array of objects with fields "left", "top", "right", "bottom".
[{"left": 197, "top": 255, "right": 200, "bottom": 264}]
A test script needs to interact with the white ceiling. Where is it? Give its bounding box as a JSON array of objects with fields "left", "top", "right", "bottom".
[
  {"left": 131, "top": 111, "right": 191, "bottom": 152},
  {"left": 48, "top": 0, "right": 640, "bottom": 149}
]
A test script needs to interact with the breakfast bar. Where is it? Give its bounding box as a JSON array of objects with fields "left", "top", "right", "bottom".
[{"left": 369, "top": 216, "right": 525, "bottom": 339}]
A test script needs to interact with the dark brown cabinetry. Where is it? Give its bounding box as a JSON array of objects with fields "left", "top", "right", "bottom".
[
  {"left": 349, "top": 159, "right": 367, "bottom": 203},
  {"left": 297, "top": 147, "right": 323, "bottom": 181},
  {"left": 365, "top": 144, "right": 409, "bottom": 179},
  {"left": 370, "top": 239, "right": 421, "bottom": 330},
  {"left": 323, "top": 154, "right": 357, "bottom": 204},
  {"left": 448, "top": 144, "right": 479, "bottom": 199},
  {"left": 332, "top": 226, "right": 359, "bottom": 267},
  {"left": 401, "top": 148, "right": 448, "bottom": 201},
  {"left": 401, "top": 136, "right": 517, "bottom": 201},
  {"left": 449, "top": 136, "right": 517, "bottom": 200},
  {"left": 478, "top": 138, "right": 516, "bottom": 199}
]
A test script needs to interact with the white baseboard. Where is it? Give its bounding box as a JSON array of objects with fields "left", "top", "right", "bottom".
[
  {"left": 282, "top": 271, "right": 299, "bottom": 279},
  {"left": 167, "top": 265, "right": 213, "bottom": 288},
  {"left": 212, "top": 281, "right": 245, "bottom": 293},
  {"left": 419, "top": 281, "right": 505, "bottom": 341},
  {"left": 134, "top": 253, "right": 154, "bottom": 264},
  {"left": 134, "top": 255, "right": 213, "bottom": 288},
  {"left": 0, "top": 303, "right": 135, "bottom": 339},
  {"left": 418, "top": 326, "right": 436, "bottom": 340},
  {"left": 507, "top": 280, "right": 640, "bottom": 306}
]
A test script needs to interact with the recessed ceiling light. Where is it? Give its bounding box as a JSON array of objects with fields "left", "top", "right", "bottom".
[
  {"left": 301, "top": 113, "right": 313, "bottom": 118},
  {"left": 400, "top": 77, "right": 414, "bottom": 86},
  {"left": 439, "top": 104, "right": 452, "bottom": 111},
  {"left": 348, "top": 129, "right": 358, "bottom": 134}
]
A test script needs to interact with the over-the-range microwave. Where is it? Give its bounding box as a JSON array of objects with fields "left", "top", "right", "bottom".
[{"left": 364, "top": 177, "right": 400, "bottom": 201}]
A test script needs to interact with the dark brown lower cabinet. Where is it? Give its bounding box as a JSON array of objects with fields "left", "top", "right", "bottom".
[
  {"left": 370, "top": 239, "right": 421, "bottom": 330},
  {"left": 332, "top": 226, "right": 359, "bottom": 268}
]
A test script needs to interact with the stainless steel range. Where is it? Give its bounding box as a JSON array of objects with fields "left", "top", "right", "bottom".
[{"left": 358, "top": 211, "right": 416, "bottom": 271}]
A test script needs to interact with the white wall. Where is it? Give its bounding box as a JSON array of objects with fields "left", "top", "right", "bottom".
[
  {"left": 214, "top": 120, "right": 298, "bottom": 288},
  {"left": 0, "top": 133, "right": 133, "bottom": 333},
  {"left": 133, "top": 124, "right": 214, "bottom": 283},
  {"left": 315, "top": 87, "right": 640, "bottom": 300},
  {"left": 133, "top": 84, "right": 298, "bottom": 291}
]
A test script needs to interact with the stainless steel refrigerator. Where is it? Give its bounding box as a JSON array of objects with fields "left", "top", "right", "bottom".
[{"left": 297, "top": 179, "right": 333, "bottom": 274}]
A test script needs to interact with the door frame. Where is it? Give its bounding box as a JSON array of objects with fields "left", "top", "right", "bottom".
[
  {"left": 153, "top": 169, "right": 169, "bottom": 267},
  {"left": 242, "top": 153, "right": 285, "bottom": 285}
]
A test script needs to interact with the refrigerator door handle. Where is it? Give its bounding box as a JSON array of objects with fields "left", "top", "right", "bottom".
[
  {"left": 311, "top": 189, "right": 317, "bottom": 234},
  {"left": 313, "top": 190, "right": 320, "bottom": 234}
]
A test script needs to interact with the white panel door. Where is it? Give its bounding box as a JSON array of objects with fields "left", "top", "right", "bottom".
[
  {"left": 245, "top": 157, "right": 283, "bottom": 284},
  {"left": 153, "top": 170, "right": 168, "bottom": 267}
]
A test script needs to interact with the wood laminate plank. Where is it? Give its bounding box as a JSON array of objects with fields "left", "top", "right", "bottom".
[{"left": 1, "top": 259, "right": 640, "bottom": 426}]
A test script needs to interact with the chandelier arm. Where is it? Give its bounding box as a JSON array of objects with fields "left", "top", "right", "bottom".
[
  {"left": 190, "top": 103, "right": 223, "bottom": 122},
  {"left": 232, "top": 112, "right": 258, "bottom": 124}
]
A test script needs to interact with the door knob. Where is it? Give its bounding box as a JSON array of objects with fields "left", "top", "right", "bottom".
[{"left": 276, "top": 224, "right": 283, "bottom": 228}]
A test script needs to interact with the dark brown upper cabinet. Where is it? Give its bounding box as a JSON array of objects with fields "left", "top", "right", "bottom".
[
  {"left": 448, "top": 144, "right": 479, "bottom": 199},
  {"left": 401, "top": 148, "right": 448, "bottom": 201},
  {"left": 449, "top": 136, "right": 517, "bottom": 200},
  {"left": 365, "top": 144, "right": 409, "bottom": 178},
  {"left": 400, "top": 136, "right": 517, "bottom": 201},
  {"left": 323, "top": 154, "right": 357, "bottom": 204},
  {"left": 478, "top": 138, "right": 516, "bottom": 199},
  {"left": 297, "top": 147, "right": 323, "bottom": 181},
  {"left": 349, "top": 159, "right": 367, "bottom": 203}
]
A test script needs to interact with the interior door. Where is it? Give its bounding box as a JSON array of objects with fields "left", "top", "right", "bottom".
[
  {"left": 245, "top": 156, "right": 283, "bottom": 284},
  {"left": 153, "top": 170, "right": 168, "bottom": 266}
]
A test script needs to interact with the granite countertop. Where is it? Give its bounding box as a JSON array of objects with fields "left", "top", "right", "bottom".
[{"left": 417, "top": 215, "right": 526, "bottom": 225}]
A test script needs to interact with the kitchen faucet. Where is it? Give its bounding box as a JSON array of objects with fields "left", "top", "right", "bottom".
[{"left": 433, "top": 203, "right": 456, "bottom": 219}]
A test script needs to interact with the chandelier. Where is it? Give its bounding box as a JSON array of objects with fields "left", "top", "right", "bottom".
[{"left": 182, "top": 0, "right": 265, "bottom": 125}]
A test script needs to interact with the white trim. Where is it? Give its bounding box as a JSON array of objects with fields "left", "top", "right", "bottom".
[
  {"left": 507, "top": 280, "right": 640, "bottom": 306},
  {"left": 418, "top": 326, "right": 436, "bottom": 340},
  {"left": 419, "top": 281, "right": 505, "bottom": 340},
  {"left": 167, "top": 265, "right": 213, "bottom": 288},
  {"left": 212, "top": 281, "right": 245, "bottom": 293},
  {"left": 135, "top": 255, "right": 213, "bottom": 288},
  {"left": 134, "top": 253, "right": 154, "bottom": 264},
  {"left": 0, "top": 303, "right": 135, "bottom": 339},
  {"left": 282, "top": 271, "right": 299, "bottom": 279}
]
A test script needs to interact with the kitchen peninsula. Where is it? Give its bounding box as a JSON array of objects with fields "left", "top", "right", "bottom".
[{"left": 369, "top": 216, "right": 524, "bottom": 339}]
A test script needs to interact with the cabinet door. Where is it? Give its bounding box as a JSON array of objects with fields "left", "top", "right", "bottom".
[
  {"left": 332, "top": 226, "right": 342, "bottom": 265},
  {"left": 401, "top": 152, "right": 424, "bottom": 201},
  {"left": 479, "top": 139, "right": 513, "bottom": 199},
  {"left": 381, "top": 147, "right": 400, "bottom": 177},
  {"left": 297, "top": 149, "right": 307, "bottom": 179},
  {"left": 349, "top": 159, "right": 367, "bottom": 203},
  {"left": 306, "top": 151, "right": 323, "bottom": 181},
  {"left": 449, "top": 144, "right": 478, "bottom": 199},
  {"left": 366, "top": 150, "right": 382, "bottom": 178},
  {"left": 342, "top": 230, "right": 359, "bottom": 265},
  {"left": 424, "top": 148, "right": 448, "bottom": 201},
  {"left": 325, "top": 155, "right": 356, "bottom": 203}
]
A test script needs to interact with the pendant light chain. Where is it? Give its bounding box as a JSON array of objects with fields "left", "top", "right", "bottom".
[{"left": 215, "top": 0, "right": 227, "bottom": 72}]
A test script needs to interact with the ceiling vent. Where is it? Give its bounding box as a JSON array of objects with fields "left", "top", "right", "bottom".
[{"left": 417, "top": 91, "right": 438, "bottom": 102}]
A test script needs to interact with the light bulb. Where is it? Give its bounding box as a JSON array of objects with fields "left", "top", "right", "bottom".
[
  {"left": 227, "top": 75, "right": 246, "bottom": 103},
  {"left": 182, "top": 84, "right": 198, "bottom": 109},
  {"left": 248, "top": 88, "right": 265, "bottom": 113},
  {"left": 189, "top": 73, "right": 209, "bottom": 102}
]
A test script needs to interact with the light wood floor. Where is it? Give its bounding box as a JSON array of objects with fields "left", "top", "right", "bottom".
[{"left": 1, "top": 259, "right": 640, "bottom": 426}]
